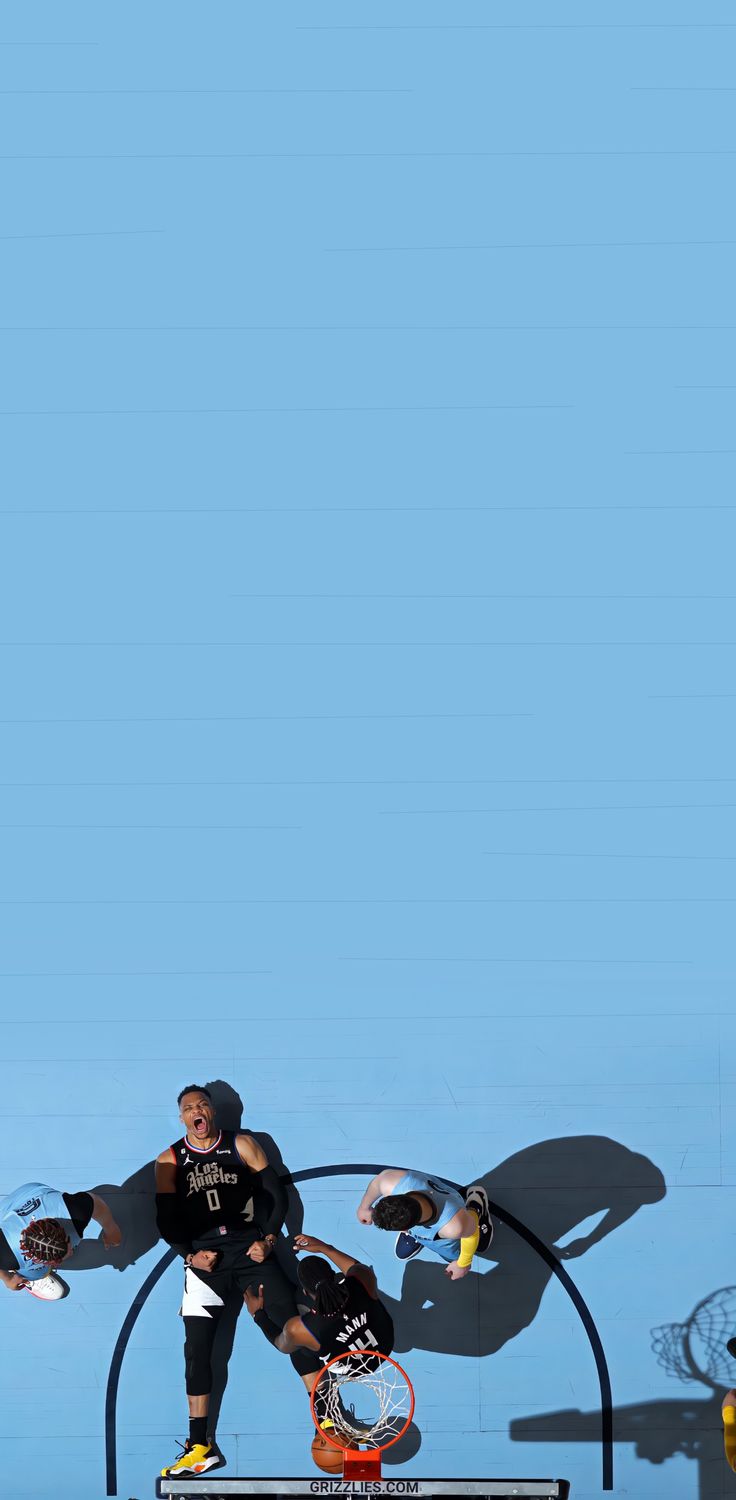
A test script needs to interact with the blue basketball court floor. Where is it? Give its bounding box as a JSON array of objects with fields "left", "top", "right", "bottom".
[{"left": 1, "top": 4, "right": 735, "bottom": 1499}]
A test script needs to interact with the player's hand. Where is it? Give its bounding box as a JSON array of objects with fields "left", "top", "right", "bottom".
[
  {"left": 293, "top": 1234, "right": 326, "bottom": 1254},
  {"left": 723, "top": 1390, "right": 736, "bottom": 1415},
  {"left": 247, "top": 1239, "right": 271, "bottom": 1263},
  {"left": 357, "top": 1207, "right": 373, "bottom": 1225},
  {"left": 245, "top": 1284, "right": 265, "bottom": 1315},
  {"left": 3, "top": 1272, "right": 29, "bottom": 1291},
  {"left": 445, "top": 1261, "right": 470, "bottom": 1280},
  {"left": 103, "top": 1221, "right": 122, "bottom": 1249},
  {"left": 188, "top": 1250, "right": 220, "bottom": 1272}
]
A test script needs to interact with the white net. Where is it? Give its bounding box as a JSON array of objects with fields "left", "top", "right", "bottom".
[
  {"left": 651, "top": 1286, "right": 736, "bottom": 1388},
  {"left": 315, "top": 1352, "right": 413, "bottom": 1448}
]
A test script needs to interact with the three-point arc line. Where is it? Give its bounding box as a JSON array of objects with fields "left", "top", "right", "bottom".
[{"left": 104, "top": 1164, "right": 613, "bottom": 1493}]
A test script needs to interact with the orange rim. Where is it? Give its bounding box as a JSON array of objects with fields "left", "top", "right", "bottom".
[{"left": 310, "top": 1350, "right": 415, "bottom": 1454}]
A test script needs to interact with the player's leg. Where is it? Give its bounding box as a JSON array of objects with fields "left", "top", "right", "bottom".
[
  {"left": 463, "top": 1183, "right": 494, "bottom": 1251},
  {"left": 242, "top": 1255, "right": 323, "bottom": 1389},
  {"left": 23, "top": 1272, "right": 68, "bottom": 1300},
  {"left": 161, "top": 1263, "right": 227, "bottom": 1477}
]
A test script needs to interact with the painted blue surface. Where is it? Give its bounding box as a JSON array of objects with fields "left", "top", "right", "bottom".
[{"left": 1, "top": 2, "right": 735, "bottom": 1498}]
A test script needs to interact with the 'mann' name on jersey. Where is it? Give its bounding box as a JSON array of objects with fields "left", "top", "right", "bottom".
[
  {"left": 301, "top": 1272, "right": 394, "bottom": 1361},
  {"left": 170, "top": 1131, "right": 262, "bottom": 1243}
]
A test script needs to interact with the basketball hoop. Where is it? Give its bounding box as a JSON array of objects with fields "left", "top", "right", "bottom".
[{"left": 310, "top": 1350, "right": 415, "bottom": 1480}]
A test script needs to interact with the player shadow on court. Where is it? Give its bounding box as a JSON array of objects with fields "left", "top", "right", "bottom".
[
  {"left": 381, "top": 1136, "right": 665, "bottom": 1359},
  {"left": 65, "top": 1160, "right": 159, "bottom": 1274},
  {"left": 510, "top": 1392, "right": 727, "bottom": 1500}
]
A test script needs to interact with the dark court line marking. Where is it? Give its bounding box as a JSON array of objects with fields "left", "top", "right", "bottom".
[{"left": 104, "top": 1164, "right": 612, "bottom": 1493}]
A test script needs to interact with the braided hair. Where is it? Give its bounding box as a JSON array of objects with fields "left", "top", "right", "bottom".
[
  {"left": 19, "top": 1218, "right": 70, "bottom": 1267},
  {"left": 298, "top": 1255, "right": 350, "bottom": 1317}
]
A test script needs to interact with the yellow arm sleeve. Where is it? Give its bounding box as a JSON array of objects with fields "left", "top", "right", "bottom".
[
  {"left": 723, "top": 1406, "right": 736, "bottom": 1473},
  {"left": 457, "top": 1217, "right": 480, "bottom": 1269}
]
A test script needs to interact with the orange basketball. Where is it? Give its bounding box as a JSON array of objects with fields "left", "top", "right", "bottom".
[{"left": 311, "top": 1430, "right": 344, "bottom": 1473}]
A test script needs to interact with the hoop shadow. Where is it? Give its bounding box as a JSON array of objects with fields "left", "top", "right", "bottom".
[
  {"left": 511, "top": 1393, "right": 726, "bottom": 1500},
  {"left": 511, "top": 1284, "right": 736, "bottom": 1500}
]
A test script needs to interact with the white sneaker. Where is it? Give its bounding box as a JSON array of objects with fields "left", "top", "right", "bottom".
[{"left": 24, "top": 1272, "right": 68, "bottom": 1301}]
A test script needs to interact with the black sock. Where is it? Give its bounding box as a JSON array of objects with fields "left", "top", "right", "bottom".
[{"left": 189, "top": 1416, "right": 208, "bottom": 1447}]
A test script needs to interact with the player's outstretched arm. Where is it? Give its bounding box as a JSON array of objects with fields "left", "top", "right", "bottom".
[
  {"left": 88, "top": 1193, "right": 122, "bottom": 1248},
  {"left": 356, "top": 1169, "right": 404, "bottom": 1223},
  {"left": 293, "top": 1234, "right": 379, "bottom": 1294}
]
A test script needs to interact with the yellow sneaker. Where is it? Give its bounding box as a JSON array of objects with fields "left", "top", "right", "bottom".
[{"left": 161, "top": 1439, "right": 222, "bottom": 1476}]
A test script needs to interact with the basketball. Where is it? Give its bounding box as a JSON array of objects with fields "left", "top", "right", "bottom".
[{"left": 311, "top": 1431, "right": 345, "bottom": 1473}]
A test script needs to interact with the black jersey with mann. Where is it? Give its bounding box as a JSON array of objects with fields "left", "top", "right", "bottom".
[
  {"left": 169, "top": 1130, "right": 269, "bottom": 1250},
  {"left": 301, "top": 1270, "right": 394, "bottom": 1360}
]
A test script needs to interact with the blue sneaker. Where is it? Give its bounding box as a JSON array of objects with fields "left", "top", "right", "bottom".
[{"left": 395, "top": 1232, "right": 423, "bottom": 1261}]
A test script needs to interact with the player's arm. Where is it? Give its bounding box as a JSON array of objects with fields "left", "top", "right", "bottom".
[
  {"left": 244, "top": 1287, "right": 321, "bottom": 1354},
  {"left": 155, "top": 1151, "right": 193, "bottom": 1257},
  {"left": 442, "top": 1206, "right": 480, "bottom": 1279},
  {"left": 356, "top": 1169, "right": 404, "bottom": 1223},
  {"left": 235, "top": 1134, "right": 287, "bottom": 1246},
  {"left": 0, "top": 1267, "right": 28, "bottom": 1291},
  {"left": 294, "top": 1234, "right": 379, "bottom": 1294}
]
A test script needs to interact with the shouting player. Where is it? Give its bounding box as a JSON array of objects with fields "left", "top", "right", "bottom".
[
  {"left": 155, "top": 1085, "right": 321, "bottom": 1478},
  {"left": 0, "top": 1181, "right": 122, "bottom": 1300},
  {"left": 357, "top": 1167, "right": 492, "bottom": 1279}
]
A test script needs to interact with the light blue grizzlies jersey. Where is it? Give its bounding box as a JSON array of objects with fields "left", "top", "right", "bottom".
[
  {"left": 386, "top": 1169, "right": 465, "bottom": 1262},
  {"left": 0, "top": 1182, "right": 81, "bottom": 1280}
]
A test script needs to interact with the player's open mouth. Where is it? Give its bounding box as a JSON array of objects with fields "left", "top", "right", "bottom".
[{"left": 193, "top": 1116, "right": 208, "bottom": 1135}]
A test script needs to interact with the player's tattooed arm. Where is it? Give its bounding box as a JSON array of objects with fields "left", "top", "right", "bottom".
[
  {"left": 236, "top": 1134, "right": 287, "bottom": 1246},
  {"left": 356, "top": 1169, "right": 404, "bottom": 1223},
  {"left": 154, "top": 1151, "right": 193, "bottom": 1257}
]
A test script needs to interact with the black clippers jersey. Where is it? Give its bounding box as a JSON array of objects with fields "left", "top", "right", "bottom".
[
  {"left": 170, "top": 1130, "right": 261, "bottom": 1243},
  {"left": 301, "top": 1273, "right": 394, "bottom": 1361}
]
